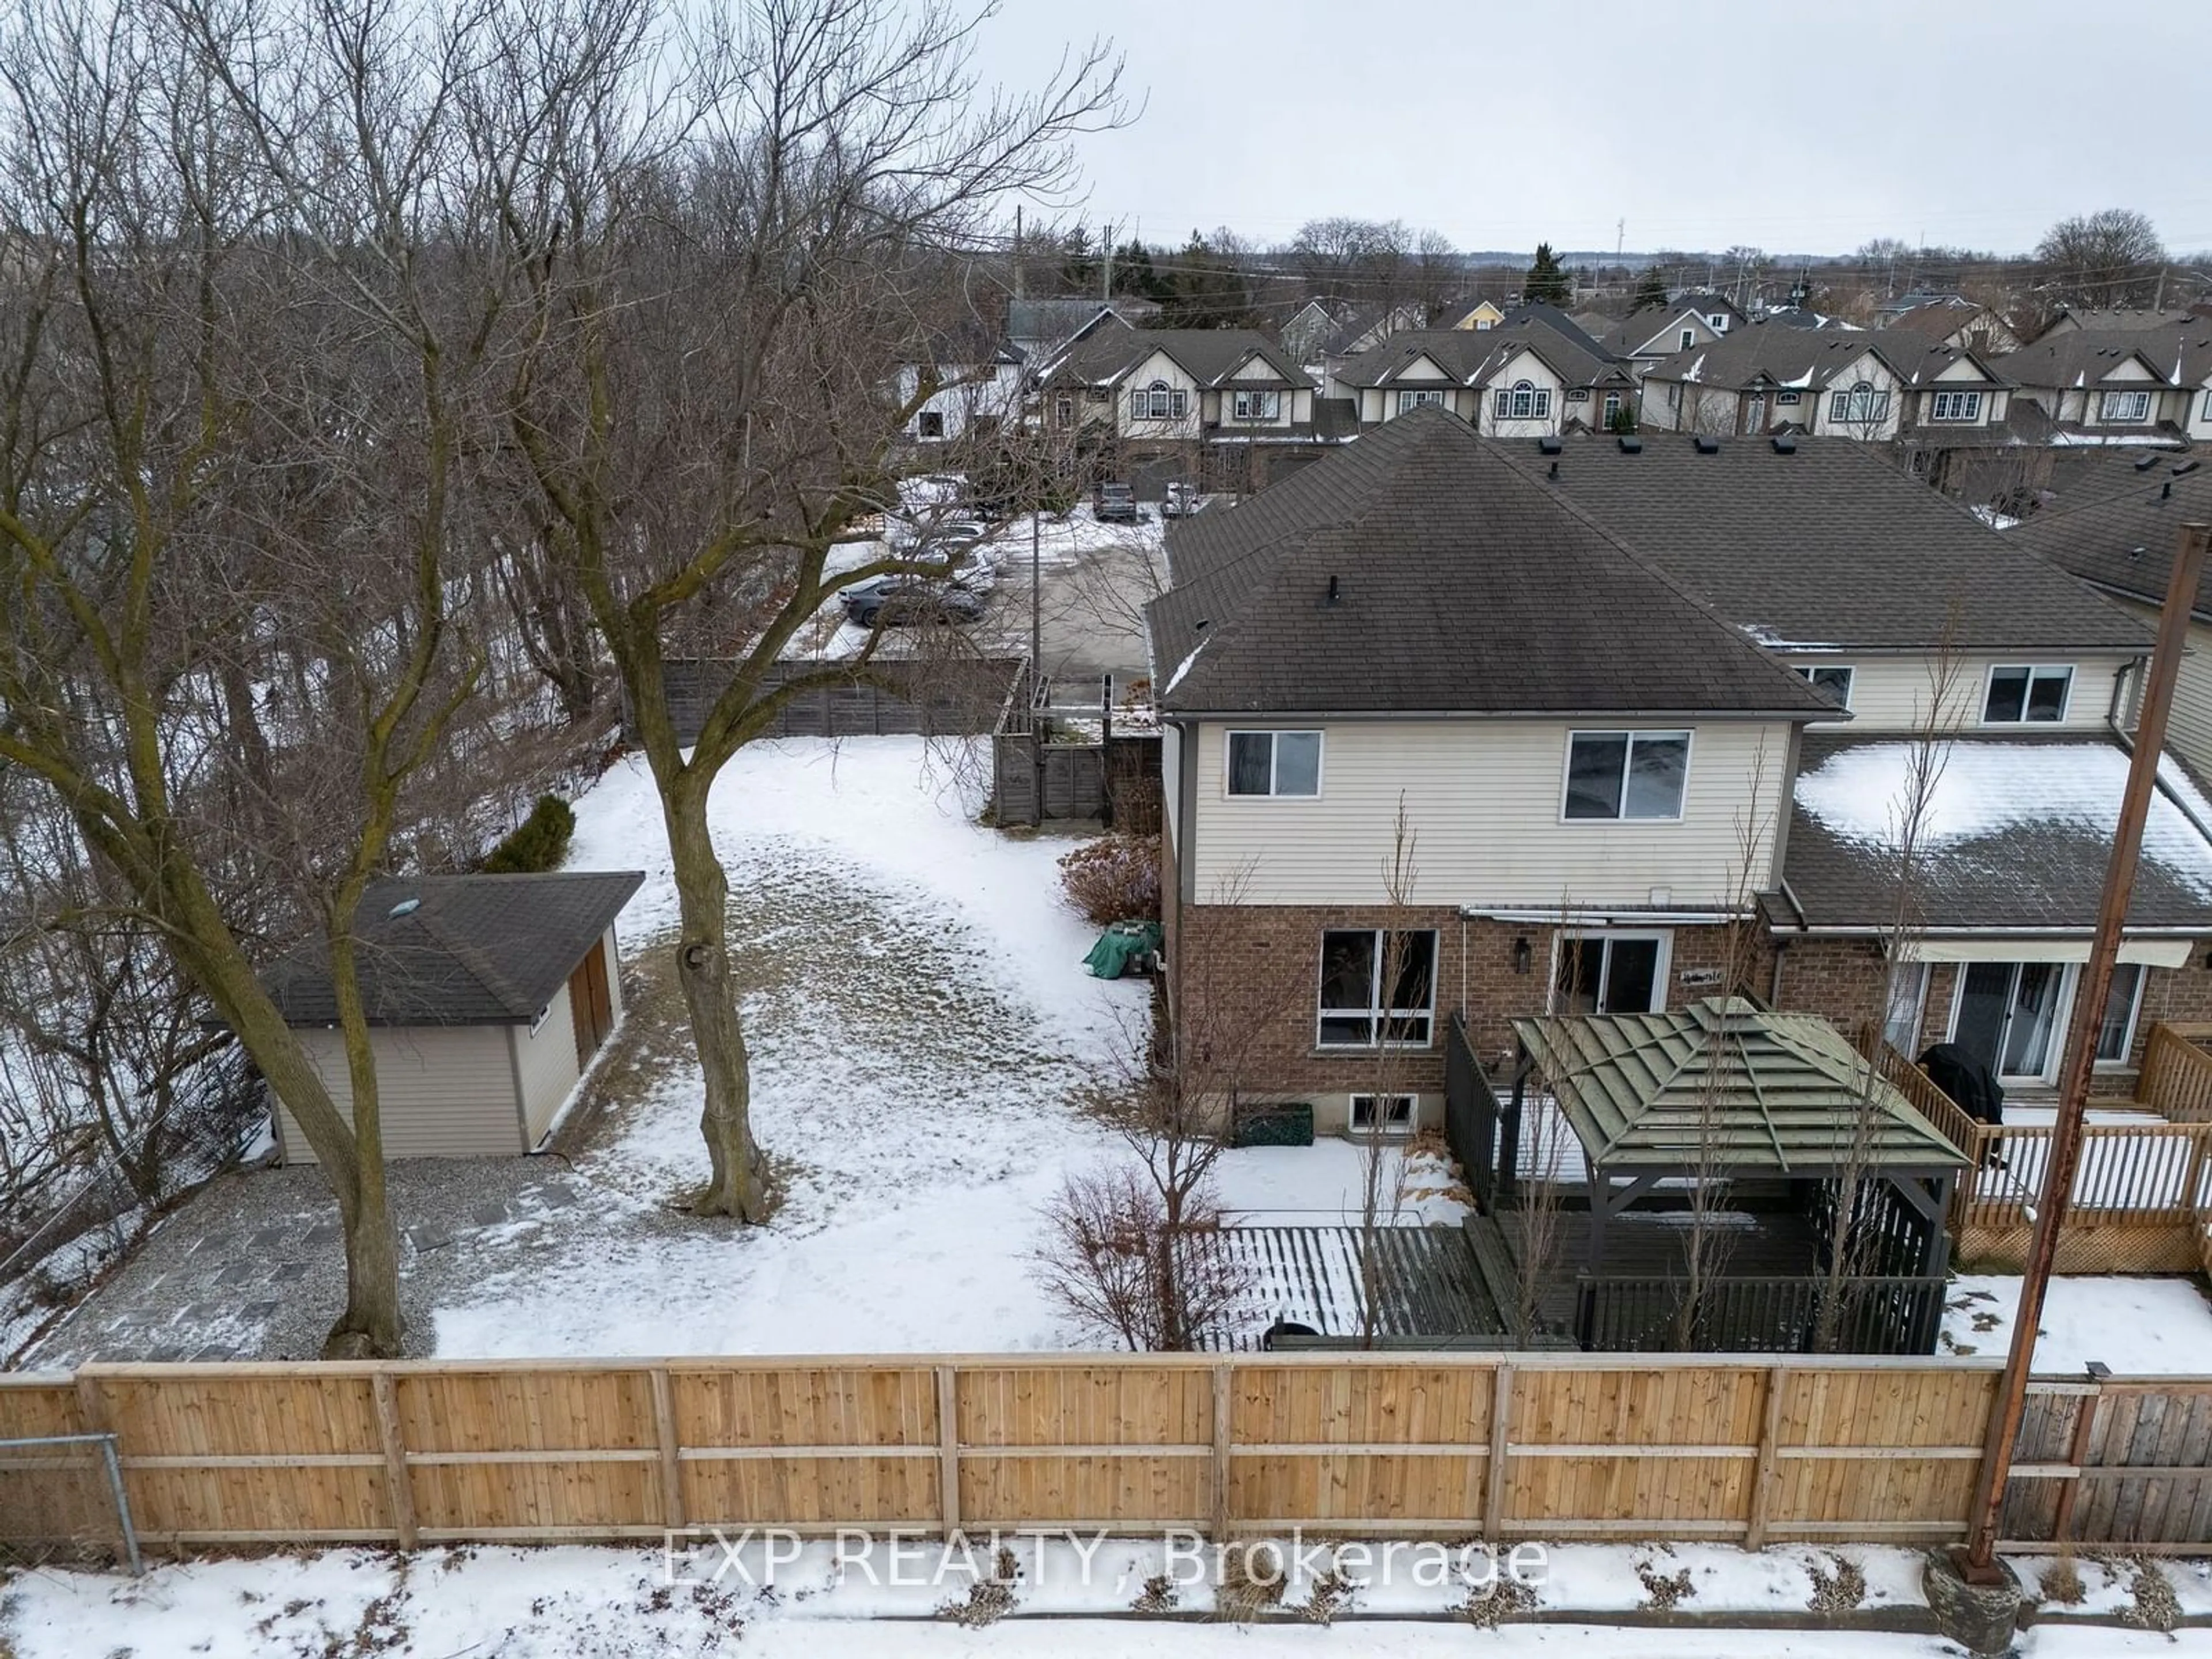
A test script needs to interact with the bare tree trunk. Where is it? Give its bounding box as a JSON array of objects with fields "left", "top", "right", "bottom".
[{"left": 666, "top": 783, "right": 768, "bottom": 1219}]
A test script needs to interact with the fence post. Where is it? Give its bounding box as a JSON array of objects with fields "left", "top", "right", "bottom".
[
  {"left": 94, "top": 1435, "right": 143, "bottom": 1577},
  {"left": 2050, "top": 1380, "right": 2103, "bottom": 1546},
  {"left": 371, "top": 1370, "right": 418, "bottom": 1550},
  {"left": 1745, "top": 1363, "right": 1787, "bottom": 1551},
  {"left": 1211, "top": 1362, "right": 1234, "bottom": 1540},
  {"left": 935, "top": 1365, "right": 961, "bottom": 1539},
  {"left": 1483, "top": 1363, "right": 1514, "bottom": 1539},
  {"left": 651, "top": 1366, "right": 685, "bottom": 1532}
]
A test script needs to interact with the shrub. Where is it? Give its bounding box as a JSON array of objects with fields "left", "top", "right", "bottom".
[
  {"left": 1056, "top": 834, "right": 1159, "bottom": 924},
  {"left": 482, "top": 794, "right": 576, "bottom": 874}
]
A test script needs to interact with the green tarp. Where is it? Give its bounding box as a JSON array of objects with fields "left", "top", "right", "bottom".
[{"left": 1083, "top": 920, "right": 1162, "bottom": 979}]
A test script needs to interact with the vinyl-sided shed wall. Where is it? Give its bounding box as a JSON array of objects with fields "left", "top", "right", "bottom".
[{"left": 274, "top": 1024, "right": 526, "bottom": 1162}]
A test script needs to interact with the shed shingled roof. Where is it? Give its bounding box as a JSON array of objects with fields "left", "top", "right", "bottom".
[
  {"left": 1145, "top": 410, "right": 1834, "bottom": 718},
  {"left": 262, "top": 872, "right": 645, "bottom": 1027},
  {"left": 1513, "top": 998, "right": 1967, "bottom": 1175}
]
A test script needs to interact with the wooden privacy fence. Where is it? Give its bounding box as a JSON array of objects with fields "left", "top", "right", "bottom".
[
  {"left": 0, "top": 1353, "right": 2013, "bottom": 1554},
  {"left": 2002, "top": 1376, "right": 2212, "bottom": 1552}
]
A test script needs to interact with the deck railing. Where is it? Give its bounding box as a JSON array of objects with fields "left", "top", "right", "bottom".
[
  {"left": 1955, "top": 1119, "right": 2212, "bottom": 1232},
  {"left": 1573, "top": 1272, "right": 1948, "bottom": 1357},
  {"left": 2138, "top": 1021, "right": 2212, "bottom": 1122}
]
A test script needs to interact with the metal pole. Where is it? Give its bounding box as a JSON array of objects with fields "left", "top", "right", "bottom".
[
  {"left": 97, "top": 1433, "right": 143, "bottom": 1577},
  {"left": 1957, "top": 519, "right": 2210, "bottom": 1575}
]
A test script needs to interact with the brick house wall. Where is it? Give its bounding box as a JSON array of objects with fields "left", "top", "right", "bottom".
[{"left": 1170, "top": 904, "right": 1760, "bottom": 1131}]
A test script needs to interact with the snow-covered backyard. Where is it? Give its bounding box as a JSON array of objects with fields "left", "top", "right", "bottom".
[{"left": 8, "top": 1536, "right": 2211, "bottom": 1657}]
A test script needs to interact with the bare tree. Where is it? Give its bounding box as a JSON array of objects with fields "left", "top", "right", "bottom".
[
  {"left": 490, "top": 0, "right": 1124, "bottom": 1219},
  {"left": 2036, "top": 209, "right": 2167, "bottom": 310},
  {"left": 1812, "top": 625, "right": 1965, "bottom": 1351},
  {"left": 1351, "top": 800, "right": 1420, "bottom": 1347}
]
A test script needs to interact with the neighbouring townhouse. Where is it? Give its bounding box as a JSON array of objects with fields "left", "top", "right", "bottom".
[
  {"left": 2037, "top": 304, "right": 2212, "bottom": 337},
  {"left": 1032, "top": 326, "right": 1323, "bottom": 490},
  {"left": 2006, "top": 457, "right": 2212, "bottom": 779},
  {"left": 893, "top": 329, "right": 1025, "bottom": 445},
  {"left": 1592, "top": 303, "right": 1729, "bottom": 364},
  {"left": 1145, "top": 411, "right": 2212, "bottom": 1138},
  {"left": 1005, "top": 296, "right": 1158, "bottom": 367},
  {"left": 1992, "top": 323, "right": 2212, "bottom": 447},
  {"left": 1884, "top": 297, "right": 2020, "bottom": 356},
  {"left": 1280, "top": 298, "right": 1349, "bottom": 366},
  {"left": 1433, "top": 297, "right": 1507, "bottom": 331},
  {"left": 1326, "top": 316, "right": 1638, "bottom": 438},
  {"left": 1639, "top": 327, "right": 1912, "bottom": 440}
]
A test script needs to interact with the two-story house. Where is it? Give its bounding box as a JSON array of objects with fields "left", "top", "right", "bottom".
[
  {"left": 1034, "top": 327, "right": 1321, "bottom": 487},
  {"left": 1594, "top": 304, "right": 1729, "bottom": 365},
  {"left": 1433, "top": 298, "right": 1506, "bottom": 331},
  {"left": 1638, "top": 328, "right": 1911, "bottom": 440},
  {"left": 1991, "top": 329, "right": 2204, "bottom": 446},
  {"left": 1145, "top": 412, "right": 2212, "bottom": 1135},
  {"left": 1497, "top": 433, "right": 2212, "bottom": 1100},
  {"left": 1884, "top": 298, "right": 2020, "bottom": 357},
  {"left": 893, "top": 330, "right": 1025, "bottom": 446},
  {"left": 1327, "top": 319, "right": 1638, "bottom": 439}
]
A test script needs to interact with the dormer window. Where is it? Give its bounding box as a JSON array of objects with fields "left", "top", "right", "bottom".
[
  {"left": 1231, "top": 389, "right": 1280, "bottom": 421},
  {"left": 1679, "top": 328, "right": 1696, "bottom": 352},
  {"left": 1930, "top": 390, "right": 1983, "bottom": 422},
  {"left": 2100, "top": 389, "right": 2152, "bottom": 423},
  {"left": 1395, "top": 388, "right": 1446, "bottom": 414},
  {"left": 1709, "top": 313, "right": 1729, "bottom": 331},
  {"left": 1494, "top": 379, "right": 1551, "bottom": 421},
  {"left": 1830, "top": 381, "right": 1889, "bottom": 425}
]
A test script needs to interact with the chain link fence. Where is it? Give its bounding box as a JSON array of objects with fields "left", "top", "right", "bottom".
[{"left": 0, "top": 1432, "right": 141, "bottom": 1572}]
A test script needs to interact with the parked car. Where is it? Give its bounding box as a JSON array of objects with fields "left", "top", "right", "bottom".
[
  {"left": 1161, "top": 481, "right": 1200, "bottom": 518},
  {"left": 842, "top": 575, "right": 987, "bottom": 628},
  {"left": 1093, "top": 482, "right": 1139, "bottom": 523}
]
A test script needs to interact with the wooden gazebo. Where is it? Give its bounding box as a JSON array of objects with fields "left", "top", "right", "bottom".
[{"left": 1488, "top": 997, "right": 1969, "bottom": 1354}]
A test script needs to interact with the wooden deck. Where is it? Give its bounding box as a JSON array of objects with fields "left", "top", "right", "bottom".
[{"left": 1205, "top": 1225, "right": 1509, "bottom": 1350}]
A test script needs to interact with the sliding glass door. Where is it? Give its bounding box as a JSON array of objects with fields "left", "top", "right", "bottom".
[{"left": 1952, "top": 961, "right": 2067, "bottom": 1085}]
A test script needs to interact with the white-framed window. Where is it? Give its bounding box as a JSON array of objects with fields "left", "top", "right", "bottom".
[
  {"left": 1225, "top": 729, "right": 1321, "bottom": 797},
  {"left": 1052, "top": 395, "right": 1073, "bottom": 427},
  {"left": 1553, "top": 931, "right": 1672, "bottom": 1016},
  {"left": 529, "top": 1002, "right": 553, "bottom": 1036},
  {"left": 916, "top": 410, "right": 946, "bottom": 440},
  {"left": 1232, "top": 389, "right": 1281, "bottom": 421},
  {"left": 1396, "top": 387, "right": 1447, "bottom": 413},
  {"left": 1983, "top": 664, "right": 2073, "bottom": 724},
  {"left": 1708, "top": 313, "right": 1729, "bottom": 331},
  {"left": 1565, "top": 388, "right": 1589, "bottom": 403},
  {"left": 1350, "top": 1093, "right": 1417, "bottom": 1134},
  {"left": 1602, "top": 391, "right": 1623, "bottom": 425},
  {"left": 1562, "top": 730, "right": 1691, "bottom": 821},
  {"left": 1883, "top": 961, "right": 1929, "bottom": 1054},
  {"left": 1776, "top": 390, "right": 1801, "bottom": 406},
  {"left": 1795, "top": 664, "right": 1854, "bottom": 709},
  {"left": 2202, "top": 389, "right": 2212, "bottom": 423},
  {"left": 1131, "top": 380, "right": 1188, "bottom": 421},
  {"left": 1929, "top": 390, "right": 1983, "bottom": 422},
  {"left": 1494, "top": 379, "right": 1551, "bottom": 421},
  {"left": 1679, "top": 328, "right": 1696, "bottom": 351},
  {"left": 1084, "top": 386, "right": 1110, "bottom": 403},
  {"left": 1830, "top": 381, "right": 1889, "bottom": 425},
  {"left": 1319, "top": 929, "right": 1438, "bottom": 1048},
  {"left": 2094, "top": 962, "right": 2147, "bottom": 1065},
  {"left": 2100, "top": 389, "right": 2153, "bottom": 423}
]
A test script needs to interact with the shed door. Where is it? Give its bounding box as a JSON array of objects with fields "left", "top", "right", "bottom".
[{"left": 568, "top": 938, "right": 614, "bottom": 1067}]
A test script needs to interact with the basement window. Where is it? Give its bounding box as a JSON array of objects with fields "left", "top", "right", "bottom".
[{"left": 1350, "top": 1093, "right": 1417, "bottom": 1134}]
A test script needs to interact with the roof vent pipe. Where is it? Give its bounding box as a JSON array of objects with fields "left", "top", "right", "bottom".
[
  {"left": 1548, "top": 460, "right": 1559, "bottom": 481},
  {"left": 1327, "top": 574, "right": 1339, "bottom": 605}
]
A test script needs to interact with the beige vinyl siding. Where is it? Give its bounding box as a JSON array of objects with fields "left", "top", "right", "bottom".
[
  {"left": 1187, "top": 718, "right": 1793, "bottom": 907},
  {"left": 1783, "top": 653, "right": 2134, "bottom": 734},
  {"left": 275, "top": 1024, "right": 524, "bottom": 1164},
  {"left": 2110, "top": 603, "right": 2212, "bottom": 778},
  {"left": 513, "top": 979, "right": 583, "bottom": 1146},
  {"left": 1161, "top": 725, "right": 1184, "bottom": 855}
]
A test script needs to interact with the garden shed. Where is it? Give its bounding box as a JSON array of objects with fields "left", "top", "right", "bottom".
[{"left": 259, "top": 871, "right": 644, "bottom": 1161}]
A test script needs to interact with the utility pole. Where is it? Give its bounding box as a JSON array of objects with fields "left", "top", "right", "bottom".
[
  {"left": 1013, "top": 204, "right": 1024, "bottom": 301},
  {"left": 1956, "top": 518, "right": 2212, "bottom": 1578},
  {"left": 2156, "top": 264, "right": 2168, "bottom": 312}
]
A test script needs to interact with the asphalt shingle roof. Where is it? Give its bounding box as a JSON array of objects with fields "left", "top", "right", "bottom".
[
  {"left": 1780, "top": 732, "right": 2212, "bottom": 932},
  {"left": 1042, "top": 328, "right": 1314, "bottom": 391},
  {"left": 2005, "top": 460, "right": 2212, "bottom": 614},
  {"left": 1639, "top": 326, "right": 1896, "bottom": 391},
  {"left": 1995, "top": 329, "right": 2206, "bottom": 392},
  {"left": 1145, "top": 410, "right": 1834, "bottom": 718},
  {"left": 263, "top": 872, "right": 645, "bottom": 1027},
  {"left": 1492, "top": 433, "right": 2152, "bottom": 652},
  {"left": 1331, "top": 318, "right": 1629, "bottom": 393}
]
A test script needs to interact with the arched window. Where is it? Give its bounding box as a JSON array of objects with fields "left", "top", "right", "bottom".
[
  {"left": 1831, "top": 380, "right": 1889, "bottom": 425},
  {"left": 1131, "top": 379, "right": 1187, "bottom": 421},
  {"left": 1493, "top": 378, "right": 1552, "bottom": 421}
]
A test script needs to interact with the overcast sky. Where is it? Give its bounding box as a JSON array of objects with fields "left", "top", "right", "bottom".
[{"left": 967, "top": 0, "right": 2212, "bottom": 257}]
